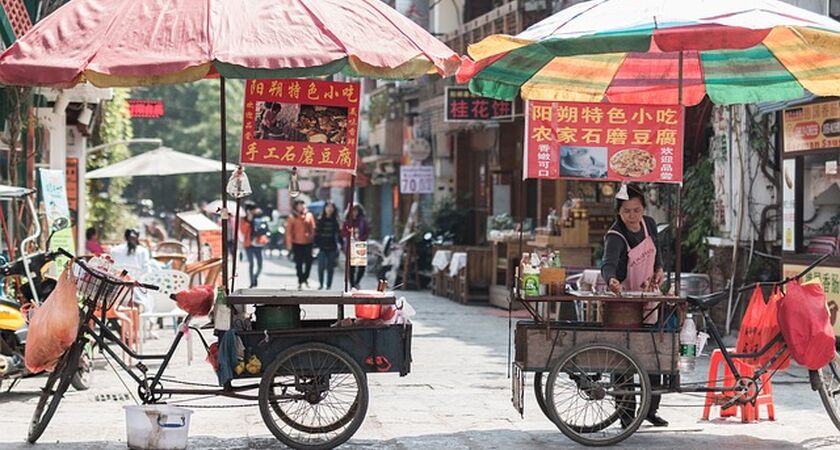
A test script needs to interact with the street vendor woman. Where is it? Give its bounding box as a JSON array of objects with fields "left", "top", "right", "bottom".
[{"left": 600, "top": 183, "right": 668, "bottom": 427}]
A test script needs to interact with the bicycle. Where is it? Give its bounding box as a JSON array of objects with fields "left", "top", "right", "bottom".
[{"left": 514, "top": 252, "right": 840, "bottom": 447}]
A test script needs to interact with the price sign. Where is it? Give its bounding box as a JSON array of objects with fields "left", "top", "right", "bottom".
[{"left": 400, "top": 165, "right": 434, "bottom": 194}]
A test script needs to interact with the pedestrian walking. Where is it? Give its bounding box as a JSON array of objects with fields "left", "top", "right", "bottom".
[
  {"left": 341, "top": 204, "right": 369, "bottom": 290},
  {"left": 286, "top": 200, "right": 316, "bottom": 289},
  {"left": 315, "top": 201, "right": 340, "bottom": 290},
  {"left": 241, "top": 203, "right": 270, "bottom": 288}
]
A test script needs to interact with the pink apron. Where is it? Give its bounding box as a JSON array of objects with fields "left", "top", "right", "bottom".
[{"left": 607, "top": 219, "right": 658, "bottom": 324}]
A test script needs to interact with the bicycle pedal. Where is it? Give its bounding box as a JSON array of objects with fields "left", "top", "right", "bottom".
[{"left": 136, "top": 362, "right": 148, "bottom": 373}]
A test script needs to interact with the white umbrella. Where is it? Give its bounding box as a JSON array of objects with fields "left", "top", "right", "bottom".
[{"left": 86, "top": 147, "right": 229, "bottom": 179}]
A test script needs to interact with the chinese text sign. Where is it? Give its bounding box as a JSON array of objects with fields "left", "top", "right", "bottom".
[
  {"left": 524, "top": 100, "right": 684, "bottom": 183},
  {"left": 445, "top": 86, "right": 514, "bottom": 123},
  {"left": 241, "top": 79, "right": 361, "bottom": 173},
  {"left": 783, "top": 100, "right": 840, "bottom": 153}
]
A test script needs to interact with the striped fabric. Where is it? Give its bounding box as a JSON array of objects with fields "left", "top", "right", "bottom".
[{"left": 459, "top": 0, "right": 840, "bottom": 105}]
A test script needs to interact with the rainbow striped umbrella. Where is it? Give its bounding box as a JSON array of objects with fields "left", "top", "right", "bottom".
[{"left": 457, "top": 0, "right": 840, "bottom": 106}]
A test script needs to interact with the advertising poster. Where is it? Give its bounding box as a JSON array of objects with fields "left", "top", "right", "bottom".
[
  {"left": 241, "top": 79, "right": 361, "bottom": 172},
  {"left": 525, "top": 100, "right": 684, "bottom": 183},
  {"left": 399, "top": 166, "right": 434, "bottom": 194},
  {"left": 39, "top": 169, "right": 75, "bottom": 270},
  {"left": 350, "top": 240, "right": 368, "bottom": 267}
]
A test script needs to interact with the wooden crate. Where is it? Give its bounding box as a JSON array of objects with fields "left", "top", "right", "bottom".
[{"left": 514, "top": 321, "right": 678, "bottom": 375}]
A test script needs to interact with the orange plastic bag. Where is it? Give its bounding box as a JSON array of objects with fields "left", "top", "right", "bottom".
[
  {"left": 24, "top": 268, "right": 80, "bottom": 373},
  {"left": 174, "top": 285, "right": 214, "bottom": 317},
  {"left": 753, "top": 286, "right": 790, "bottom": 370},
  {"left": 736, "top": 286, "right": 765, "bottom": 357}
]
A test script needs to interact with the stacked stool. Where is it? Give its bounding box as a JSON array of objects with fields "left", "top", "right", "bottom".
[{"left": 702, "top": 348, "right": 775, "bottom": 422}]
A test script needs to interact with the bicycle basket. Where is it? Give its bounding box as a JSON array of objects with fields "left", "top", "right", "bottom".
[{"left": 70, "top": 260, "right": 137, "bottom": 310}]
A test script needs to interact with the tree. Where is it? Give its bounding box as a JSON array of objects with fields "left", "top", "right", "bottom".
[
  {"left": 128, "top": 80, "right": 276, "bottom": 214},
  {"left": 87, "top": 89, "right": 137, "bottom": 240}
]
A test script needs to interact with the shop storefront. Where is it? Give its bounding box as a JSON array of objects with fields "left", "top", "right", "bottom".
[{"left": 781, "top": 98, "right": 840, "bottom": 335}]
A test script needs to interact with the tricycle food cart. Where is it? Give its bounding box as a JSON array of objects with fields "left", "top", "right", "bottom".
[
  {"left": 26, "top": 253, "right": 412, "bottom": 449},
  {"left": 511, "top": 255, "right": 840, "bottom": 447}
]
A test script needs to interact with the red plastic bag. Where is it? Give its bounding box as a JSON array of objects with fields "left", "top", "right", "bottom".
[
  {"left": 174, "top": 285, "right": 214, "bottom": 317},
  {"left": 24, "top": 268, "right": 80, "bottom": 373},
  {"left": 754, "top": 287, "right": 790, "bottom": 371},
  {"left": 736, "top": 286, "right": 765, "bottom": 359},
  {"left": 778, "top": 279, "right": 835, "bottom": 370}
]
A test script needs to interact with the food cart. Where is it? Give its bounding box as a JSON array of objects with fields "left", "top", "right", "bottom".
[{"left": 455, "top": 0, "right": 840, "bottom": 446}]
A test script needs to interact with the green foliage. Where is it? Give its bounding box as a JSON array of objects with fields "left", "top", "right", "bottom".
[
  {"left": 682, "top": 155, "right": 717, "bottom": 271},
  {"left": 431, "top": 195, "right": 469, "bottom": 244},
  {"left": 127, "top": 80, "right": 275, "bottom": 214},
  {"left": 87, "top": 89, "right": 137, "bottom": 240}
]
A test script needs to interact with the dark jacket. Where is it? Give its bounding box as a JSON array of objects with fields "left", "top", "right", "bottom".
[
  {"left": 315, "top": 215, "right": 340, "bottom": 251},
  {"left": 600, "top": 216, "right": 663, "bottom": 284},
  {"left": 340, "top": 214, "right": 369, "bottom": 250}
]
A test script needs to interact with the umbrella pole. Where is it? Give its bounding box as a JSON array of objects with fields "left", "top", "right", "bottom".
[
  {"left": 674, "top": 51, "right": 684, "bottom": 298},
  {"left": 231, "top": 198, "right": 242, "bottom": 293},
  {"left": 220, "top": 76, "right": 229, "bottom": 295}
]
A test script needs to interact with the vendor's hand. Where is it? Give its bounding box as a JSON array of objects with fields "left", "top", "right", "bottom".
[
  {"left": 608, "top": 278, "right": 622, "bottom": 294},
  {"left": 652, "top": 268, "right": 665, "bottom": 290}
]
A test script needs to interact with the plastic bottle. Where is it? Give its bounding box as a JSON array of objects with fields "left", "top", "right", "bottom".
[
  {"left": 679, "top": 313, "right": 698, "bottom": 372},
  {"left": 214, "top": 286, "right": 231, "bottom": 331}
]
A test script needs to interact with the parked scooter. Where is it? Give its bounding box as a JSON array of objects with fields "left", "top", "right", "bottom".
[{"left": 0, "top": 192, "right": 91, "bottom": 392}]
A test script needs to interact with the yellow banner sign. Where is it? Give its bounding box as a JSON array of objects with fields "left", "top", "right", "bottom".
[{"left": 783, "top": 264, "right": 840, "bottom": 336}]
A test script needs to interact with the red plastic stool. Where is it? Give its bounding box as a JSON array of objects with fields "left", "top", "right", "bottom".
[{"left": 702, "top": 348, "right": 775, "bottom": 423}]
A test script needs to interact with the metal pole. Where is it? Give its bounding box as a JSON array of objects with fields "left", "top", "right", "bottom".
[
  {"left": 220, "top": 77, "right": 229, "bottom": 295},
  {"left": 674, "top": 51, "right": 684, "bottom": 298},
  {"left": 230, "top": 198, "right": 241, "bottom": 293},
  {"left": 341, "top": 174, "right": 357, "bottom": 320}
]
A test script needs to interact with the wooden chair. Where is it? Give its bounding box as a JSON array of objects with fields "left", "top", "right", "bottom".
[
  {"left": 185, "top": 257, "right": 223, "bottom": 288},
  {"left": 455, "top": 248, "right": 492, "bottom": 304},
  {"left": 153, "top": 254, "right": 188, "bottom": 271}
]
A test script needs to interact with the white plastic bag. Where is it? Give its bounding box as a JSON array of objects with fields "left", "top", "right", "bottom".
[{"left": 380, "top": 297, "right": 415, "bottom": 325}]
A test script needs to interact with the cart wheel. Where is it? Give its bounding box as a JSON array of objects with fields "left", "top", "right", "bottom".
[
  {"left": 545, "top": 343, "right": 650, "bottom": 447},
  {"left": 259, "top": 343, "right": 369, "bottom": 450},
  {"left": 28, "top": 337, "right": 85, "bottom": 444},
  {"left": 818, "top": 352, "right": 840, "bottom": 432}
]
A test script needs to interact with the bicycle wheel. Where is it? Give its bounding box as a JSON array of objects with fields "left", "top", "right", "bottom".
[
  {"left": 70, "top": 342, "right": 94, "bottom": 391},
  {"left": 534, "top": 372, "right": 552, "bottom": 421},
  {"left": 27, "top": 337, "right": 85, "bottom": 444},
  {"left": 545, "top": 343, "right": 650, "bottom": 447},
  {"left": 818, "top": 352, "right": 840, "bottom": 432},
  {"left": 259, "top": 343, "right": 369, "bottom": 450}
]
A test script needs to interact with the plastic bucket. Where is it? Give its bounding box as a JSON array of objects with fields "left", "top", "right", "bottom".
[
  {"left": 355, "top": 304, "right": 382, "bottom": 320},
  {"left": 125, "top": 405, "right": 193, "bottom": 450}
]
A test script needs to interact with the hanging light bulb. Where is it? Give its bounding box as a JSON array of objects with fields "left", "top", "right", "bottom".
[{"left": 289, "top": 167, "right": 300, "bottom": 198}]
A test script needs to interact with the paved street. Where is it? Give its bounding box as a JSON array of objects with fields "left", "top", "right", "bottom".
[{"left": 2, "top": 256, "right": 840, "bottom": 449}]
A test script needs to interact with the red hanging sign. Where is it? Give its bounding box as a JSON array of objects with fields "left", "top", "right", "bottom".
[
  {"left": 241, "top": 79, "right": 361, "bottom": 173},
  {"left": 524, "top": 100, "right": 684, "bottom": 183},
  {"left": 127, "top": 100, "right": 164, "bottom": 118}
]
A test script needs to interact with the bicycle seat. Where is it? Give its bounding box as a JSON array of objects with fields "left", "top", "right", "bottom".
[{"left": 686, "top": 290, "right": 728, "bottom": 310}]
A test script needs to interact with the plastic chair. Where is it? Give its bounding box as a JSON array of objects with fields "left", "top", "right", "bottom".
[
  {"left": 138, "top": 270, "right": 193, "bottom": 364},
  {"left": 703, "top": 348, "right": 775, "bottom": 422}
]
